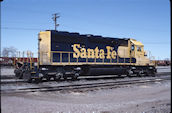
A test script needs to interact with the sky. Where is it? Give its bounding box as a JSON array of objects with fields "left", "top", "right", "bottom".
[{"left": 1, "top": 0, "right": 171, "bottom": 60}]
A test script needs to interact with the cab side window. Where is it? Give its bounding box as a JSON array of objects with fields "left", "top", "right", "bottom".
[{"left": 131, "top": 45, "right": 134, "bottom": 51}]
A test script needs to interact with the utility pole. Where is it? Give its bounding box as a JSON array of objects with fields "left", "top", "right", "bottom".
[{"left": 52, "top": 13, "right": 60, "bottom": 31}]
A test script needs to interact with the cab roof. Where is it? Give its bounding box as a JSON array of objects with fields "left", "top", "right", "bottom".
[{"left": 130, "top": 39, "right": 144, "bottom": 46}]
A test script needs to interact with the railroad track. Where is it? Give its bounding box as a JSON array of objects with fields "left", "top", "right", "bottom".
[
  {"left": 0, "top": 72, "right": 171, "bottom": 84},
  {"left": 1, "top": 75, "right": 170, "bottom": 94}
]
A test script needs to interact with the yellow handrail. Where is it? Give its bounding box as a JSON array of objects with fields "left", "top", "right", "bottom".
[{"left": 49, "top": 51, "right": 134, "bottom": 65}]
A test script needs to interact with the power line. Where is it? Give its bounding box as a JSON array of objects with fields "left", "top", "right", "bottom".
[
  {"left": 1, "top": 27, "right": 44, "bottom": 31},
  {"left": 144, "top": 42, "right": 170, "bottom": 45}
]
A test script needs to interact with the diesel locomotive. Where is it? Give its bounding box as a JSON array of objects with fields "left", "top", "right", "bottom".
[{"left": 14, "top": 30, "right": 157, "bottom": 82}]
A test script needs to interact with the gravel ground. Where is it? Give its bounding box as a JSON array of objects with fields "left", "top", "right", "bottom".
[
  {"left": 156, "top": 66, "right": 171, "bottom": 73},
  {"left": 1, "top": 66, "right": 15, "bottom": 75},
  {"left": 1, "top": 66, "right": 171, "bottom": 113},
  {"left": 1, "top": 80, "right": 171, "bottom": 113}
]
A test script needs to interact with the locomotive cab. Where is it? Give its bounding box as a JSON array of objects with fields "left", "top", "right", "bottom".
[{"left": 129, "top": 39, "right": 153, "bottom": 66}]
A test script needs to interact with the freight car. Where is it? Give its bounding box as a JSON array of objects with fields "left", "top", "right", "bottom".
[
  {"left": 14, "top": 30, "right": 157, "bottom": 82},
  {"left": 155, "top": 60, "right": 171, "bottom": 66},
  {"left": 0, "top": 57, "right": 14, "bottom": 66}
]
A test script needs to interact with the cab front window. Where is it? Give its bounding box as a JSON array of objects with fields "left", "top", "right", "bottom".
[{"left": 137, "top": 46, "right": 142, "bottom": 51}]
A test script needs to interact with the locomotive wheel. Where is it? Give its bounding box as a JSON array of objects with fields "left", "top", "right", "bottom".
[
  {"left": 137, "top": 71, "right": 142, "bottom": 77},
  {"left": 145, "top": 72, "right": 150, "bottom": 76},
  {"left": 117, "top": 74, "right": 122, "bottom": 77},
  {"left": 127, "top": 69, "right": 133, "bottom": 77},
  {"left": 38, "top": 73, "right": 44, "bottom": 82},
  {"left": 23, "top": 70, "right": 32, "bottom": 83},
  {"left": 34, "top": 78, "right": 42, "bottom": 83},
  {"left": 150, "top": 72, "right": 156, "bottom": 77},
  {"left": 150, "top": 69, "right": 156, "bottom": 77},
  {"left": 15, "top": 72, "right": 20, "bottom": 78},
  {"left": 72, "top": 73, "right": 79, "bottom": 80},
  {"left": 54, "top": 76, "right": 61, "bottom": 81},
  {"left": 63, "top": 75, "right": 68, "bottom": 80},
  {"left": 14, "top": 69, "right": 23, "bottom": 79},
  {"left": 72, "top": 76, "right": 78, "bottom": 80},
  {"left": 18, "top": 71, "right": 24, "bottom": 79},
  {"left": 152, "top": 73, "right": 155, "bottom": 77},
  {"left": 145, "top": 70, "right": 155, "bottom": 77},
  {"left": 54, "top": 73, "right": 62, "bottom": 81},
  {"left": 46, "top": 76, "right": 51, "bottom": 81}
]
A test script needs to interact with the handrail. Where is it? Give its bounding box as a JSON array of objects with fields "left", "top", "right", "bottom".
[{"left": 14, "top": 51, "right": 38, "bottom": 70}]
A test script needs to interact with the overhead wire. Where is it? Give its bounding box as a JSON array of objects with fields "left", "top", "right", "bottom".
[{"left": 1, "top": 27, "right": 45, "bottom": 31}]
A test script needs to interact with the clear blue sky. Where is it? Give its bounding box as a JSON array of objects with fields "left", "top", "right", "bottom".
[{"left": 1, "top": 0, "right": 170, "bottom": 60}]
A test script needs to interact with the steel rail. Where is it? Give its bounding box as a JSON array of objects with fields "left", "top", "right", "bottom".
[{"left": 1, "top": 75, "right": 170, "bottom": 94}]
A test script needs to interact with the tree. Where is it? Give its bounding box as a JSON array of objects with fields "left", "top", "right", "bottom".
[{"left": 1, "top": 46, "right": 17, "bottom": 57}]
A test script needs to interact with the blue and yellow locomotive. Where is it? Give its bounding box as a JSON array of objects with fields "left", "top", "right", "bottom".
[{"left": 14, "top": 30, "right": 157, "bottom": 82}]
